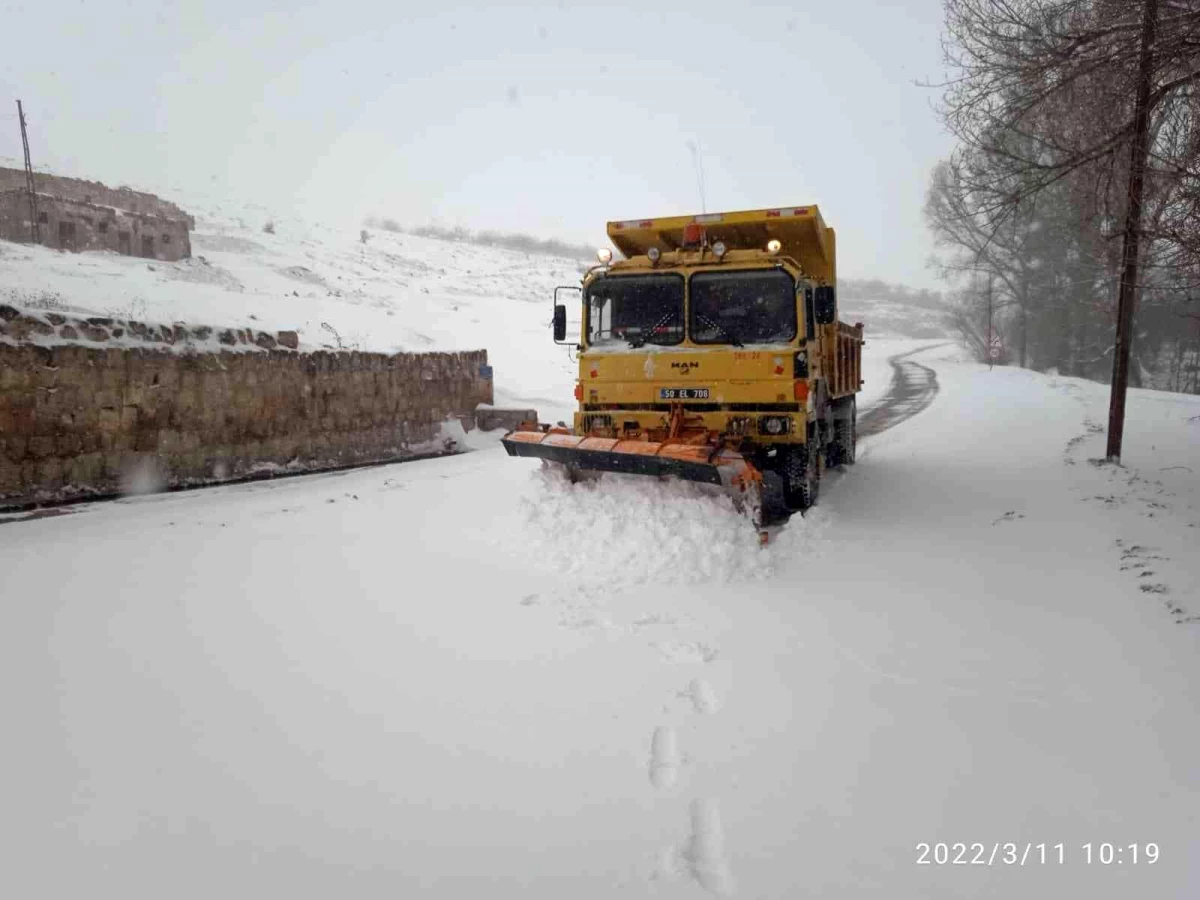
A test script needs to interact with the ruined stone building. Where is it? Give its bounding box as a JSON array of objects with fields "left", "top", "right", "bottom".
[{"left": 0, "top": 167, "right": 194, "bottom": 262}]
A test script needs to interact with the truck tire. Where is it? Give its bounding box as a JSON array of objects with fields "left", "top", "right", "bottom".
[
  {"left": 782, "top": 436, "right": 820, "bottom": 511},
  {"left": 827, "top": 398, "right": 857, "bottom": 467},
  {"left": 760, "top": 470, "right": 788, "bottom": 525}
]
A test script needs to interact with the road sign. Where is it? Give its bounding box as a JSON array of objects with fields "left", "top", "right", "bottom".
[{"left": 989, "top": 347, "right": 1000, "bottom": 359}]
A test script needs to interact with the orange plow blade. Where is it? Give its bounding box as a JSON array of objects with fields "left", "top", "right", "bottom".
[
  {"left": 501, "top": 430, "right": 766, "bottom": 522},
  {"left": 501, "top": 430, "right": 720, "bottom": 483}
]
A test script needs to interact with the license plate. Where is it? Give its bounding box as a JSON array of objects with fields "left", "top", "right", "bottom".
[{"left": 659, "top": 387, "right": 711, "bottom": 400}]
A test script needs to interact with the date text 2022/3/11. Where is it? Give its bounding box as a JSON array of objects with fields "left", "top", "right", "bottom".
[{"left": 915, "top": 842, "right": 1160, "bottom": 866}]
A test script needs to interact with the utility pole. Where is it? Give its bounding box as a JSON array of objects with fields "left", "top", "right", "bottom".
[
  {"left": 986, "top": 272, "right": 995, "bottom": 370},
  {"left": 1106, "top": 0, "right": 1158, "bottom": 462},
  {"left": 17, "top": 100, "right": 40, "bottom": 244}
]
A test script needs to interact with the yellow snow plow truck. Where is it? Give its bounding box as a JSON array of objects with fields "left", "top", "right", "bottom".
[{"left": 502, "top": 205, "right": 864, "bottom": 528}]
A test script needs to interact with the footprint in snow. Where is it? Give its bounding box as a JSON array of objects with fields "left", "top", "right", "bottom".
[
  {"left": 559, "top": 610, "right": 618, "bottom": 634},
  {"left": 648, "top": 726, "right": 680, "bottom": 790},
  {"left": 653, "top": 640, "right": 719, "bottom": 664},
  {"left": 631, "top": 612, "right": 680, "bottom": 628},
  {"left": 656, "top": 799, "right": 735, "bottom": 896},
  {"left": 685, "top": 799, "right": 735, "bottom": 896},
  {"left": 679, "top": 678, "right": 720, "bottom": 714},
  {"left": 992, "top": 510, "right": 1025, "bottom": 525}
]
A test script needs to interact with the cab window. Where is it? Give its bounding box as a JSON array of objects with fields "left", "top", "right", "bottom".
[
  {"left": 585, "top": 274, "right": 684, "bottom": 347},
  {"left": 690, "top": 269, "right": 797, "bottom": 345}
]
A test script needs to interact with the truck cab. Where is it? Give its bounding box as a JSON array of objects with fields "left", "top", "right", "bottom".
[{"left": 510, "top": 204, "right": 863, "bottom": 522}]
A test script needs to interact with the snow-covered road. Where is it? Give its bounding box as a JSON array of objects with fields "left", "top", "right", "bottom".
[{"left": 3, "top": 342, "right": 1198, "bottom": 899}]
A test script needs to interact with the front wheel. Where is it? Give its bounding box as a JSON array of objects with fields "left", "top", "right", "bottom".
[
  {"left": 827, "top": 398, "right": 857, "bottom": 467},
  {"left": 782, "top": 439, "right": 821, "bottom": 512}
]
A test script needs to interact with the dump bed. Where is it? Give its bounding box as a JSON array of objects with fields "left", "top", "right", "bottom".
[{"left": 606, "top": 205, "right": 836, "bottom": 285}]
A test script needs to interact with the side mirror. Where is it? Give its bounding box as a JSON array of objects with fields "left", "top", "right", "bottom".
[
  {"left": 814, "top": 286, "right": 836, "bottom": 325},
  {"left": 553, "top": 304, "right": 567, "bottom": 342},
  {"left": 552, "top": 285, "right": 581, "bottom": 344}
]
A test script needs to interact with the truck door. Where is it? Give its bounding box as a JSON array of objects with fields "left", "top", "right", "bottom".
[{"left": 802, "top": 284, "right": 816, "bottom": 342}]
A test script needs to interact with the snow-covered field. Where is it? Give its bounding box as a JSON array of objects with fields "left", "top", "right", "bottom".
[{"left": 2, "top": 334, "right": 1198, "bottom": 898}]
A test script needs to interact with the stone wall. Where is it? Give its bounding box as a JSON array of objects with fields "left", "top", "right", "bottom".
[
  {"left": 0, "top": 314, "right": 493, "bottom": 508},
  {"left": 476, "top": 407, "right": 538, "bottom": 432},
  {"left": 0, "top": 303, "right": 293, "bottom": 351}
]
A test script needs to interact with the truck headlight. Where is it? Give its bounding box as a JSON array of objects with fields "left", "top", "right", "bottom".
[{"left": 759, "top": 416, "right": 789, "bottom": 435}]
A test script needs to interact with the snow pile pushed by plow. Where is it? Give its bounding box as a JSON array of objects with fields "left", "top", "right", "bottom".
[{"left": 500, "top": 467, "right": 827, "bottom": 596}]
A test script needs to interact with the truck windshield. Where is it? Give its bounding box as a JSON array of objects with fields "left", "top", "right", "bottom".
[
  {"left": 690, "top": 269, "right": 796, "bottom": 345},
  {"left": 586, "top": 274, "right": 684, "bottom": 347}
]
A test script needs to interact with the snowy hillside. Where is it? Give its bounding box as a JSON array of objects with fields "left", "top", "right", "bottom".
[
  {"left": 2, "top": 336, "right": 1198, "bottom": 898},
  {"left": 0, "top": 191, "right": 585, "bottom": 421},
  {"left": 839, "top": 277, "right": 950, "bottom": 339}
]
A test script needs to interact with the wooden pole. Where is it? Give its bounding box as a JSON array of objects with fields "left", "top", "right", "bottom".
[
  {"left": 1106, "top": 0, "right": 1159, "bottom": 462},
  {"left": 17, "top": 100, "right": 40, "bottom": 244},
  {"left": 987, "top": 271, "right": 995, "bottom": 370}
]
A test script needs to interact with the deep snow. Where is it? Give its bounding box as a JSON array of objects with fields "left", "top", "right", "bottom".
[
  {"left": 2, "top": 337, "right": 1198, "bottom": 898},
  {"left": 1, "top": 192, "right": 1196, "bottom": 897}
]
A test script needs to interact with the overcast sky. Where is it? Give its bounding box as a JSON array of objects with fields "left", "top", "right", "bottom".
[{"left": 1, "top": 0, "right": 954, "bottom": 287}]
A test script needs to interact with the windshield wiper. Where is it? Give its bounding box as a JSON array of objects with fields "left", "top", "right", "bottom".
[
  {"left": 627, "top": 311, "right": 678, "bottom": 348},
  {"left": 697, "top": 314, "right": 743, "bottom": 347}
]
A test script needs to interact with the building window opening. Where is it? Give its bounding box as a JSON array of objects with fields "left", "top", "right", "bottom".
[{"left": 58, "top": 220, "right": 77, "bottom": 251}]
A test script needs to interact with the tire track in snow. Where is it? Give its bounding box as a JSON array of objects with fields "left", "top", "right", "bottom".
[
  {"left": 857, "top": 344, "right": 946, "bottom": 439},
  {"left": 761, "top": 343, "right": 944, "bottom": 536}
]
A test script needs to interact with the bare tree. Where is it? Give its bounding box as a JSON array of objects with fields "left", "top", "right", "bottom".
[{"left": 929, "top": 0, "right": 1200, "bottom": 438}]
